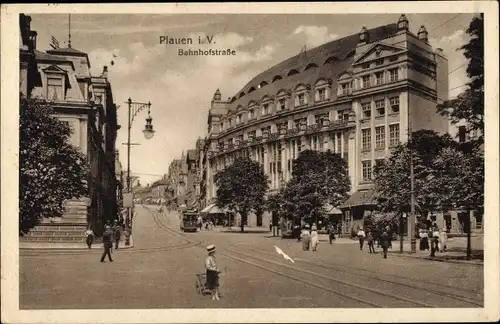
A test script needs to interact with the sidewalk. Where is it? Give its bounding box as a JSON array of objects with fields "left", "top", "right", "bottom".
[
  {"left": 387, "top": 238, "right": 484, "bottom": 266},
  {"left": 19, "top": 235, "right": 135, "bottom": 250}
]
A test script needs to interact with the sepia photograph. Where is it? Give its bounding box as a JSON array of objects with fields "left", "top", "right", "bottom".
[{"left": 1, "top": 2, "right": 499, "bottom": 323}]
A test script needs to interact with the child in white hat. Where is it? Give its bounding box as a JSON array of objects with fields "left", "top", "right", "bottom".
[{"left": 205, "top": 244, "right": 220, "bottom": 300}]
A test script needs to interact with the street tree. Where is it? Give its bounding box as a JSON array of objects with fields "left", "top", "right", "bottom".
[
  {"left": 214, "top": 157, "right": 269, "bottom": 232},
  {"left": 437, "top": 14, "right": 484, "bottom": 144},
  {"left": 19, "top": 97, "right": 89, "bottom": 235},
  {"left": 283, "top": 150, "right": 350, "bottom": 224},
  {"left": 373, "top": 130, "right": 456, "bottom": 225},
  {"left": 430, "top": 146, "right": 484, "bottom": 259}
]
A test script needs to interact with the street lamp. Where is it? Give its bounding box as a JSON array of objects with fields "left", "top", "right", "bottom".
[{"left": 125, "top": 98, "right": 154, "bottom": 231}]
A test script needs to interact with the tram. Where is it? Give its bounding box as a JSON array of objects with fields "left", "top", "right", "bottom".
[{"left": 180, "top": 212, "right": 198, "bottom": 232}]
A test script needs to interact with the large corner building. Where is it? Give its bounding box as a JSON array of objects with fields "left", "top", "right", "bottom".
[{"left": 199, "top": 15, "right": 450, "bottom": 232}]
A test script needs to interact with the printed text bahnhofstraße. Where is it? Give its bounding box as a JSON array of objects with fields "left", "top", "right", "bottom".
[{"left": 178, "top": 48, "right": 237, "bottom": 56}]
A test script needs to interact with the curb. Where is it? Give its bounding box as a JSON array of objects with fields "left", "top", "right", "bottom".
[
  {"left": 390, "top": 251, "right": 483, "bottom": 266},
  {"left": 19, "top": 235, "right": 135, "bottom": 250}
]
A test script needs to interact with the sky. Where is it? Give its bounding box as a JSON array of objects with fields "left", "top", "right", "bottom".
[{"left": 30, "top": 13, "right": 475, "bottom": 185}]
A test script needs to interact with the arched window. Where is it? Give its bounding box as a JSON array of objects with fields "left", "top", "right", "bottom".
[
  {"left": 272, "top": 75, "right": 282, "bottom": 83},
  {"left": 287, "top": 69, "right": 299, "bottom": 77},
  {"left": 304, "top": 63, "right": 318, "bottom": 71},
  {"left": 248, "top": 87, "right": 256, "bottom": 93},
  {"left": 230, "top": 97, "right": 237, "bottom": 103},
  {"left": 259, "top": 81, "right": 268, "bottom": 88},
  {"left": 239, "top": 92, "right": 245, "bottom": 98}
]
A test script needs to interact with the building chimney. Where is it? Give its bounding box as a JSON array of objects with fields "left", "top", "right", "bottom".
[
  {"left": 359, "top": 26, "right": 369, "bottom": 44},
  {"left": 417, "top": 25, "right": 429, "bottom": 43}
]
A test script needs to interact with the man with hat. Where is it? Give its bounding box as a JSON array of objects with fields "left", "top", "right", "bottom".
[
  {"left": 100, "top": 225, "right": 114, "bottom": 263},
  {"left": 205, "top": 244, "right": 220, "bottom": 300}
]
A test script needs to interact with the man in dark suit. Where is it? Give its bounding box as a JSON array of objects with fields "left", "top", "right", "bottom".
[{"left": 100, "top": 225, "right": 114, "bottom": 263}]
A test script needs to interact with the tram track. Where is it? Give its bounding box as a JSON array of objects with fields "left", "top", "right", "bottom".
[
  {"left": 231, "top": 244, "right": 484, "bottom": 307},
  {"left": 222, "top": 247, "right": 438, "bottom": 308}
]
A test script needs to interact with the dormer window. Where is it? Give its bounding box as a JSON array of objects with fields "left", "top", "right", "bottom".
[
  {"left": 389, "top": 68, "right": 399, "bottom": 82},
  {"left": 340, "top": 83, "right": 350, "bottom": 95},
  {"left": 295, "top": 93, "right": 306, "bottom": 107},
  {"left": 375, "top": 72, "right": 384, "bottom": 85},
  {"left": 278, "top": 98, "right": 287, "bottom": 111},
  {"left": 261, "top": 104, "right": 269, "bottom": 116},
  {"left": 47, "top": 76, "right": 64, "bottom": 101}
]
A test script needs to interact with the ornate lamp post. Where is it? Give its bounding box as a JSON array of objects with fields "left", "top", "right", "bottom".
[{"left": 125, "top": 98, "right": 155, "bottom": 231}]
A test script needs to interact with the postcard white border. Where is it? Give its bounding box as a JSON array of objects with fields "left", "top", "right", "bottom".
[{"left": 2, "top": 2, "right": 499, "bottom": 323}]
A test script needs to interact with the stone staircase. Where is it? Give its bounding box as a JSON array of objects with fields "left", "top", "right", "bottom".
[{"left": 20, "top": 198, "right": 88, "bottom": 246}]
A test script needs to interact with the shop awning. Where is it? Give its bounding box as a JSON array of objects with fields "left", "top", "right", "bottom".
[
  {"left": 200, "top": 203, "right": 228, "bottom": 214},
  {"left": 325, "top": 204, "right": 343, "bottom": 215},
  {"left": 339, "top": 189, "right": 378, "bottom": 209}
]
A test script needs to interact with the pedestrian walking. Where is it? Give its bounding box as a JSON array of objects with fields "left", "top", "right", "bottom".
[
  {"left": 310, "top": 225, "right": 319, "bottom": 252},
  {"left": 438, "top": 227, "right": 448, "bottom": 252},
  {"left": 85, "top": 226, "right": 94, "bottom": 250},
  {"left": 357, "top": 227, "right": 366, "bottom": 250},
  {"left": 269, "top": 220, "right": 273, "bottom": 233},
  {"left": 432, "top": 226, "right": 440, "bottom": 252},
  {"left": 205, "top": 244, "right": 221, "bottom": 300},
  {"left": 367, "top": 230, "right": 376, "bottom": 253},
  {"left": 300, "top": 225, "right": 311, "bottom": 251},
  {"left": 113, "top": 222, "right": 121, "bottom": 250},
  {"left": 419, "top": 228, "right": 429, "bottom": 251},
  {"left": 197, "top": 215, "right": 203, "bottom": 232},
  {"left": 100, "top": 225, "right": 114, "bottom": 263},
  {"left": 327, "top": 223, "right": 336, "bottom": 244},
  {"left": 380, "top": 229, "right": 390, "bottom": 259}
]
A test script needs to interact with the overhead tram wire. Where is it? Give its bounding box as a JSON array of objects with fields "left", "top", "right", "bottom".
[{"left": 430, "top": 13, "right": 463, "bottom": 32}]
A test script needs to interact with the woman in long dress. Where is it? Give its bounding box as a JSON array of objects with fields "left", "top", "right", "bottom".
[
  {"left": 310, "top": 225, "right": 319, "bottom": 252},
  {"left": 300, "top": 225, "right": 311, "bottom": 251},
  {"left": 419, "top": 228, "right": 429, "bottom": 251}
]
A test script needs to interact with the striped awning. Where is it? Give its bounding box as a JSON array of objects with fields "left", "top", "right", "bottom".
[
  {"left": 339, "top": 189, "right": 378, "bottom": 209},
  {"left": 200, "top": 203, "right": 228, "bottom": 214}
]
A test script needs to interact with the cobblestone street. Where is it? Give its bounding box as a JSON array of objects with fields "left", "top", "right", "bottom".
[{"left": 20, "top": 205, "right": 484, "bottom": 309}]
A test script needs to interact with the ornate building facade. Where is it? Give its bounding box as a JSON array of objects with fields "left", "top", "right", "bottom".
[
  {"left": 19, "top": 14, "right": 119, "bottom": 239},
  {"left": 199, "top": 15, "right": 450, "bottom": 231}
]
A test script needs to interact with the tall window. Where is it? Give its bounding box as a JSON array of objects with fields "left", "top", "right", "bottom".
[
  {"left": 291, "top": 140, "right": 296, "bottom": 159},
  {"left": 389, "top": 68, "right": 399, "bottom": 82},
  {"left": 343, "top": 132, "right": 348, "bottom": 153},
  {"left": 294, "top": 119, "right": 301, "bottom": 129},
  {"left": 362, "top": 160, "right": 372, "bottom": 181},
  {"left": 278, "top": 98, "right": 287, "bottom": 111},
  {"left": 236, "top": 114, "right": 242, "bottom": 124},
  {"left": 311, "top": 136, "right": 318, "bottom": 150},
  {"left": 362, "top": 103, "right": 371, "bottom": 118},
  {"left": 389, "top": 124, "right": 400, "bottom": 146},
  {"left": 375, "top": 100, "right": 385, "bottom": 116},
  {"left": 361, "top": 128, "right": 371, "bottom": 151},
  {"left": 390, "top": 96, "right": 400, "bottom": 113},
  {"left": 339, "top": 110, "right": 350, "bottom": 121},
  {"left": 458, "top": 126, "right": 467, "bottom": 143},
  {"left": 375, "top": 126, "right": 385, "bottom": 149},
  {"left": 297, "top": 139, "right": 302, "bottom": 153},
  {"left": 261, "top": 104, "right": 269, "bottom": 116},
  {"left": 248, "top": 130, "right": 256, "bottom": 139},
  {"left": 248, "top": 109, "right": 254, "bottom": 120},
  {"left": 314, "top": 114, "right": 323, "bottom": 125},
  {"left": 375, "top": 72, "right": 384, "bottom": 85},
  {"left": 47, "top": 77, "right": 63, "bottom": 101},
  {"left": 362, "top": 75, "right": 371, "bottom": 88},
  {"left": 336, "top": 133, "right": 342, "bottom": 153}
]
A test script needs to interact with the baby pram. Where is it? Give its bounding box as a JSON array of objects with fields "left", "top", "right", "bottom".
[{"left": 195, "top": 273, "right": 211, "bottom": 295}]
